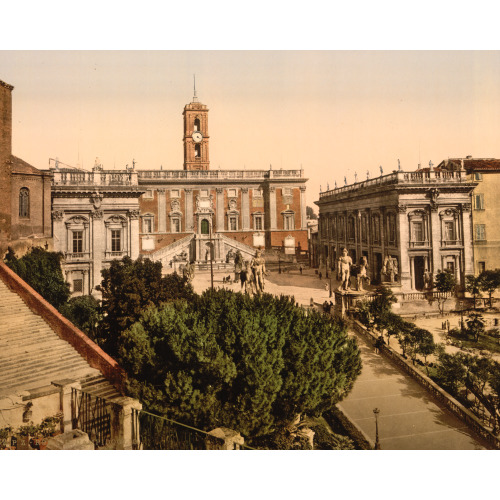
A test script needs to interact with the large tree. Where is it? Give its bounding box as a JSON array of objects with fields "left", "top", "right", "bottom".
[
  {"left": 465, "top": 274, "right": 482, "bottom": 310},
  {"left": 479, "top": 269, "right": 500, "bottom": 308},
  {"left": 97, "top": 256, "right": 194, "bottom": 356},
  {"left": 4, "top": 246, "right": 70, "bottom": 309},
  {"left": 434, "top": 269, "right": 457, "bottom": 314},
  {"left": 116, "top": 289, "right": 362, "bottom": 441}
]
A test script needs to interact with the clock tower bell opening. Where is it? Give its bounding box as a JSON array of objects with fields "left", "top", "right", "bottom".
[{"left": 183, "top": 87, "right": 210, "bottom": 171}]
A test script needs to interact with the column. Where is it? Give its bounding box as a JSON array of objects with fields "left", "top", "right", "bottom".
[
  {"left": 207, "top": 427, "right": 245, "bottom": 450},
  {"left": 216, "top": 188, "right": 224, "bottom": 231},
  {"left": 128, "top": 209, "right": 140, "bottom": 259},
  {"left": 300, "top": 186, "right": 307, "bottom": 229},
  {"left": 114, "top": 397, "right": 142, "bottom": 450},
  {"left": 397, "top": 204, "right": 411, "bottom": 290},
  {"left": 51, "top": 379, "right": 81, "bottom": 434},
  {"left": 157, "top": 189, "right": 166, "bottom": 232},
  {"left": 269, "top": 186, "right": 277, "bottom": 230},
  {"left": 429, "top": 205, "right": 441, "bottom": 275},
  {"left": 241, "top": 187, "right": 250, "bottom": 230},
  {"left": 380, "top": 207, "right": 386, "bottom": 261},
  {"left": 91, "top": 211, "right": 104, "bottom": 293},
  {"left": 185, "top": 189, "right": 193, "bottom": 232},
  {"left": 461, "top": 202, "right": 474, "bottom": 277}
]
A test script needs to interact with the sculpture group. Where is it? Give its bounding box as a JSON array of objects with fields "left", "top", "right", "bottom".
[
  {"left": 238, "top": 249, "right": 267, "bottom": 295},
  {"left": 337, "top": 248, "right": 370, "bottom": 292}
]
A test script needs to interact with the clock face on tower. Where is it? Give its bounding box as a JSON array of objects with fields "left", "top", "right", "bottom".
[{"left": 192, "top": 131, "right": 203, "bottom": 143}]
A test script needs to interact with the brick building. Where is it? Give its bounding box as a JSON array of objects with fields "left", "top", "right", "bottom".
[
  {"left": 0, "top": 79, "right": 51, "bottom": 257},
  {"left": 438, "top": 157, "right": 500, "bottom": 274},
  {"left": 137, "top": 92, "right": 308, "bottom": 268},
  {"left": 315, "top": 169, "right": 476, "bottom": 292}
]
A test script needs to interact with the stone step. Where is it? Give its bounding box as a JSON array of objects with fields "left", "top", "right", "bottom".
[
  {"left": 0, "top": 334, "right": 64, "bottom": 353},
  {"left": 0, "top": 348, "right": 83, "bottom": 374},
  {"left": 0, "top": 342, "right": 75, "bottom": 367},
  {"left": 0, "top": 366, "right": 101, "bottom": 397},
  {"left": 0, "top": 357, "right": 96, "bottom": 387},
  {"left": 0, "top": 326, "right": 59, "bottom": 343}
]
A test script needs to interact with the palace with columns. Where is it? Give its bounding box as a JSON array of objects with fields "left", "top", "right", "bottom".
[{"left": 315, "top": 169, "right": 477, "bottom": 291}]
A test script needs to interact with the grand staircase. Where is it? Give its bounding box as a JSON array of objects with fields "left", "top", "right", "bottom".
[{"left": 0, "top": 277, "right": 121, "bottom": 400}]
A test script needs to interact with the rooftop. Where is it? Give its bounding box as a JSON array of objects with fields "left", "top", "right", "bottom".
[
  {"left": 318, "top": 169, "right": 469, "bottom": 201},
  {"left": 438, "top": 158, "right": 500, "bottom": 172}
]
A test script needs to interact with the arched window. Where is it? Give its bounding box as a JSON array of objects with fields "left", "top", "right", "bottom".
[
  {"left": 195, "top": 144, "right": 201, "bottom": 158},
  {"left": 194, "top": 118, "right": 201, "bottom": 132},
  {"left": 201, "top": 219, "right": 210, "bottom": 235},
  {"left": 19, "top": 188, "right": 30, "bottom": 218}
]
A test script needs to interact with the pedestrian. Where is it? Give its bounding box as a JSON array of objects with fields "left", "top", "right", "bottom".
[
  {"left": 299, "top": 265, "right": 303, "bottom": 275},
  {"left": 319, "top": 271, "right": 322, "bottom": 280}
]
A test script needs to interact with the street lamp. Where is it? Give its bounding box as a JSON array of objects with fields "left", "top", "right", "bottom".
[{"left": 373, "top": 408, "right": 381, "bottom": 450}]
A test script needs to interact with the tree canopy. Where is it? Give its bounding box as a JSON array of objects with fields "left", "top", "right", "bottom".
[
  {"left": 97, "top": 256, "right": 194, "bottom": 357},
  {"left": 4, "top": 246, "right": 70, "bottom": 309},
  {"left": 116, "top": 289, "right": 362, "bottom": 441}
]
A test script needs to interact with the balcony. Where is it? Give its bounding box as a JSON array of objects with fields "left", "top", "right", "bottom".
[
  {"left": 441, "top": 239, "right": 462, "bottom": 247},
  {"left": 65, "top": 252, "right": 90, "bottom": 261},
  {"left": 105, "top": 251, "right": 126, "bottom": 259},
  {"left": 409, "top": 240, "right": 430, "bottom": 248}
]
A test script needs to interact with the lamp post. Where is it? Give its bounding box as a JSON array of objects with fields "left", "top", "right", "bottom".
[
  {"left": 278, "top": 254, "right": 281, "bottom": 274},
  {"left": 209, "top": 220, "right": 214, "bottom": 291},
  {"left": 459, "top": 300, "right": 464, "bottom": 334},
  {"left": 373, "top": 408, "right": 381, "bottom": 450}
]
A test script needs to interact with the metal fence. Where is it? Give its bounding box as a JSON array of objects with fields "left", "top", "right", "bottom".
[{"left": 71, "top": 388, "right": 113, "bottom": 448}]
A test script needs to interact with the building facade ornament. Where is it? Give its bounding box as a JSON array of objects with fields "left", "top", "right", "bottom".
[
  {"left": 92, "top": 210, "right": 104, "bottom": 220},
  {"left": 90, "top": 191, "right": 103, "bottom": 209},
  {"left": 128, "top": 209, "right": 140, "bottom": 220},
  {"left": 51, "top": 210, "right": 64, "bottom": 221}
]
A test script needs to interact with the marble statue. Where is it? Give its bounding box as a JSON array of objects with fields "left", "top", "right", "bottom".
[
  {"left": 251, "top": 249, "right": 267, "bottom": 294},
  {"left": 356, "top": 256, "right": 370, "bottom": 291},
  {"left": 338, "top": 248, "right": 353, "bottom": 291}
]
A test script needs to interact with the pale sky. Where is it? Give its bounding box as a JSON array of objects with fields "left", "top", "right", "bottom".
[{"left": 1, "top": 50, "right": 500, "bottom": 209}]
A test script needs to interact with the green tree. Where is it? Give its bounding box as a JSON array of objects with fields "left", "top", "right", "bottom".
[
  {"left": 479, "top": 269, "right": 500, "bottom": 308},
  {"left": 465, "top": 274, "right": 482, "bottom": 310},
  {"left": 97, "top": 256, "right": 194, "bottom": 357},
  {"left": 434, "top": 351, "right": 467, "bottom": 395},
  {"left": 306, "top": 206, "right": 317, "bottom": 220},
  {"left": 116, "top": 289, "right": 362, "bottom": 442},
  {"left": 59, "top": 295, "right": 102, "bottom": 341},
  {"left": 434, "top": 269, "right": 457, "bottom": 314},
  {"left": 4, "top": 246, "right": 70, "bottom": 309},
  {"left": 466, "top": 311, "right": 485, "bottom": 342},
  {"left": 413, "top": 328, "right": 436, "bottom": 374}
]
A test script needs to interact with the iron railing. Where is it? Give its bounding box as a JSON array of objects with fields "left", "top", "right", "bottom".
[
  {"left": 131, "top": 409, "right": 227, "bottom": 450},
  {"left": 71, "top": 388, "right": 114, "bottom": 448}
]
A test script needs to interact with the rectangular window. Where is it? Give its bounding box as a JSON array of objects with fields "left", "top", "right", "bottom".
[
  {"left": 111, "top": 230, "right": 121, "bottom": 252},
  {"left": 229, "top": 216, "right": 237, "bottom": 231},
  {"left": 475, "top": 224, "right": 486, "bottom": 241},
  {"left": 170, "top": 189, "right": 180, "bottom": 198},
  {"left": 72, "top": 231, "right": 83, "bottom": 253},
  {"left": 143, "top": 218, "right": 153, "bottom": 233},
  {"left": 171, "top": 218, "right": 180, "bottom": 233},
  {"left": 478, "top": 261, "right": 486, "bottom": 273},
  {"left": 73, "top": 279, "right": 83, "bottom": 293},
  {"left": 372, "top": 217, "right": 380, "bottom": 244},
  {"left": 444, "top": 221, "right": 455, "bottom": 242},
  {"left": 412, "top": 221, "right": 424, "bottom": 244},
  {"left": 474, "top": 194, "right": 484, "bottom": 210},
  {"left": 284, "top": 214, "right": 295, "bottom": 231},
  {"left": 388, "top": 215, "right": 396, "bottom": 244},
  {"left": 254, "top": 215, "right": 263, "bottom": 231},
  {"left": 474, "top": 172, "right": 483, "bottom": 181},
  {"left": 227, "top": 188, "right": 237, "bottom": 198}
]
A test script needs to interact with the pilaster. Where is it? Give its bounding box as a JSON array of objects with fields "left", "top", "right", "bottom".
[
  {"left": 157, "top": 189, "right": 166, "bottom": 232},
  {"left": 300, "top": 186, "right": 307, "bottom": 229},
  {"left": 216, "top": 188, "right": 224, "bottom": 231},
  {"left": 269, "top": 186, "right": 277, "bottom": 230},
  {"left": 241, "top": 187, "right": 250, "bottom": 230},
  {"left": 185, "top": 189, "right": 193, "bottom": 232}
]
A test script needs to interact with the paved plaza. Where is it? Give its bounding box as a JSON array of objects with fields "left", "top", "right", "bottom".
[{"left": 191, "top": 266, "right": 489, "bottom": 450}]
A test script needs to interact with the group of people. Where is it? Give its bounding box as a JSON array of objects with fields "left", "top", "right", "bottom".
[{"left": 322, "top": 300, "right": 335, "bottom": 314}]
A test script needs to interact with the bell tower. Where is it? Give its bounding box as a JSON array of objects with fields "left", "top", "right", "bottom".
[{"left": 183, "top": 79, "right": 210, "bottom": 171}]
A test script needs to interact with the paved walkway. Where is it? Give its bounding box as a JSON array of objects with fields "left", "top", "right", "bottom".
[
  {"left": 338, "top": 331, "right": 488, "bottom": 449},
  {"left": 191, "top": 268, "right": 489, "bottom": 450}
]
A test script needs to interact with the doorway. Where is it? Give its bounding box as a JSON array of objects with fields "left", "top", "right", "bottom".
[
  {"left": 201, "top": 219, "right": 210, "bottom": 235},
  {"left": 414, "top": 256, "right": 425, "bottom": 290}
]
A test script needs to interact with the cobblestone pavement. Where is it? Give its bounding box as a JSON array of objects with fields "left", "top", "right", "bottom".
[{"left": 191, "top": 267, "right": 488, "bottom": 449}]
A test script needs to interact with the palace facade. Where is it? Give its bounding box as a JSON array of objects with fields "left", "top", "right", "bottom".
[
  {"left": 49, "top": 92, "right": 308, "bottom": 295},
  {"left": 315, "top": 169, "right": 477, "bottom": 291}
]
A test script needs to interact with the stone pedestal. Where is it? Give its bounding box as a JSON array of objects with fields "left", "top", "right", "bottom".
[
  {"left": 207, "top": 427, "right": 244, "bottom": 450},
  {"left": 334, "top": 289, "right": 372, "bottom": 319},
  {"left": 51, "top": 379, "right": 81, "bottom": 434},
  {"left": 114, "top": 397, "right": 143, "bottom": 451},
  {"left": 46, "top": 429, "right": 94, "bottom": 450}
]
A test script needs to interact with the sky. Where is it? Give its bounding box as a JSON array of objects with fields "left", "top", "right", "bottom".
[{"left": 2, "top": 51, "right": 500, "bottom": 209}]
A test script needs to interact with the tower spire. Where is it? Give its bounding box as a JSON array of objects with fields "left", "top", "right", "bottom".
[{"left": 193, "top": 74, "right": 198, "bottom": 102}]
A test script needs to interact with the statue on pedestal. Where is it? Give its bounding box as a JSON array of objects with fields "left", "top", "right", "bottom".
[
  {"left": 338, "top": 248, "right": 353, "bottom": 291},
  {"left": 356, "top": 256, "right": 370, "bottom": 291},
  {"left": 423, "top": 269, "right": 433, "bottom": 290},
  {"left": 251, "top": 249, "right": 267, "bottom": 294},
  {"left": 382, "top": 255, "right": 398, "bottom": 283}
]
